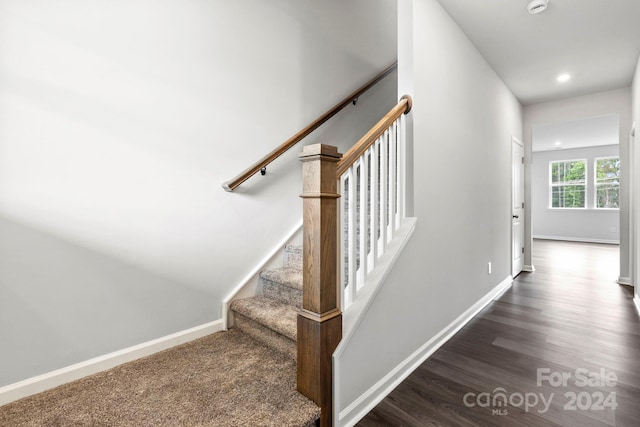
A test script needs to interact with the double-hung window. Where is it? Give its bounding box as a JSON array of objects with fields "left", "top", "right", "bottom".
[
  {"left": 594, "top": 157, "right": 620, "bottom": 209},
  {"left": 549, "top": 160, "right": 586, "bottom": 208}
]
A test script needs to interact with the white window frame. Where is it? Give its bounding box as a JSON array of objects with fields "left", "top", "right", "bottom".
[
  {"left": 549, "top": 159, "right": 587, "bottom": 209},
  {"left": 594, "top": 156, "right": 620, "bottom": 210}
]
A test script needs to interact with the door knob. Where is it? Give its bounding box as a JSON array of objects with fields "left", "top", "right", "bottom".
[{"left": 512, "top": 215, "right": 519, "bottom": 219}]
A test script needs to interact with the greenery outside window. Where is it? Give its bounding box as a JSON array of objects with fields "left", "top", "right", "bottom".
[
  {"left": 595, "top": 157, "right": 620, "bottom": 209},
  {"left": 550, "top": 160, "right": 586, "bottom": 208}
]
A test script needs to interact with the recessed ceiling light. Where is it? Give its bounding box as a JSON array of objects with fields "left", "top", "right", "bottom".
[
  {"left": 557, "top": 73, "right": 571, "bottom": 83},
  {"left": 527, "top": 0, "right": 549, "bottom": 14},
  {"left": 555, "top": 141, "right": 562, "bottom": 146}
]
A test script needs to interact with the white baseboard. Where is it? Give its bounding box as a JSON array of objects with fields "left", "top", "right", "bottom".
[
  {"left": 0, "top": 320, "right": 223, "bottom": 406},
  {"left": 634, "top": 296, "right": 640, "bottom": 317},
  {"left": 337, "top": 275, "right": 513, "bottom": 427},
  {"left": 617, "top": 276, "right": 632, "bottom": 286},
  {"left": 523, "top": 265, "right": 536, "bottom": 272},
  {"left": 533, "top": 235, "right": 619, "bottom": 245}
]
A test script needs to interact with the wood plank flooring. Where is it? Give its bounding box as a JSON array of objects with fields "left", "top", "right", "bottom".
[{"left": 358, "top": 239, "right": 640, "bottom": 427}]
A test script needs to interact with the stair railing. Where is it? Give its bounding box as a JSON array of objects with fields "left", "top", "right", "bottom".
[
  {"left": 298, "top": 95, "right": 412, "bottom": 426},
  {"left": 222, "top": 62, "right": 397, "bottom": 192},
  {"left": 337, "top": 95, "right": 412, "bottom": 309}
]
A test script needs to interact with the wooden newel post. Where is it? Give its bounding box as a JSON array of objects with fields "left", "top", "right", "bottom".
[{"left": 298, "top": 144, "right": 343, "bottom": 427}]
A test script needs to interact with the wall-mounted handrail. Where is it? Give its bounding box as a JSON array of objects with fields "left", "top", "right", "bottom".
[
  {"left": 337, "top": 95, "right": 411, "bottom": 177},
  {"left": 222, "top": 62, "right": 398, "bottom": 192}
]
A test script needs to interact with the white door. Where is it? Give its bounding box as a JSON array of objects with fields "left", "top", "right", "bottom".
[{"left": 512, "top": 137, "right": 524, "bottom": 277}]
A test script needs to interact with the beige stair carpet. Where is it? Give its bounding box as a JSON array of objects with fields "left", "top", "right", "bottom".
[{"left": 0, "top": 330, "right": 319, "bottom": 427}]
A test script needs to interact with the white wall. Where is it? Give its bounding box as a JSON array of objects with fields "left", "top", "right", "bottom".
[
  {"left": 532, "top": 145, "right": 620, "bottom": 243},
  {"left": 334, "top": 1, "right": 523, "bottom": 424},
  {"left": 0, "top": 0, "right": 397, "bottom": 386},
  {"left": 523, "top": 88, "right": 632, "bottom": 280}
]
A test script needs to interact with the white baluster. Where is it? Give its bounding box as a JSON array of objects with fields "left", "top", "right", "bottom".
[
  {"left": 339, "top": 174, "right": 348, "bottom": 309},
  {"left": 379, "top": 130, "right": 388, "bottom": 256},
  {"left": 398, "top": 116, "right": 406, "bottom": 222},
  {"left": 347, "top": 165, "right": 357, "bottom": 306},
  {"left": 358, "top": 152, "right": 368, "bottom": 290},
  {"left": 369, "top": 142, "right": 379, "bottom": 270},
  {"left": 388, "top": 122, "right": 397, "bottom": 241}
]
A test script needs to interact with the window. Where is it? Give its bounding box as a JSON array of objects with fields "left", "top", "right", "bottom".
[
  {"left": 550, "top": 160, "right": 586, "bottom": 208},
  {"left": 595, "top": 157, "right": 620, "bottom": 209}
]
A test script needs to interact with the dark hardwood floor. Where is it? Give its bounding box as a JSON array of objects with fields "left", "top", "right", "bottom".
[{"left": 358, "top": 239, "right": 640, "bottom": 426}]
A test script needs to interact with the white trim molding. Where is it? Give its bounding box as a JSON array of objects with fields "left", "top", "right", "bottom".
[
  {"left": 523, "top": 265, "right": 536, "bottom": 272},
  {"left": 336, "top": 275, "right": 513, "bottom": 427},
  {"left": 634, "top": 296, "right": 640, "bottom": 317},
  {"left": 0, "top": 320, "right": 223, "bottom": 406},
  {"left": 533, "top": 235, "right": 620, "bottom": 245}
]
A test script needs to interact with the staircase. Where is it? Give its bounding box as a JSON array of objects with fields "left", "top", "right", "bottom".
[
  {"left": 226, "top": 95, "right": 412, "bottom": 427},
  {"left": 229, "top": 244, "right": 304, "bottom": 363}
]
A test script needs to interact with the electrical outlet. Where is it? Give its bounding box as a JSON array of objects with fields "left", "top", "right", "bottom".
[{"left": 487, "top": 262, "right": 492, "bottom": 275}]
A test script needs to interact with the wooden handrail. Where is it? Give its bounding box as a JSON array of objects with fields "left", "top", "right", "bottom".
[
  {"left": 222, "top": 62, "right": 398, "bottom": 192},
  {"left": 336, "top": 95, "right": 412, "bottom": 177}
]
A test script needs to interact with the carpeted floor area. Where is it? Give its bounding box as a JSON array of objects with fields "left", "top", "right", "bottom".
[{"left": 0, "top": 330, "right": 320, "bottom": 426}]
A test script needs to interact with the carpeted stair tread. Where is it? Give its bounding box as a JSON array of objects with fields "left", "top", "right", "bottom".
[
  {"left": 260, "top": 267, "right": 303, "bottom": 291},
  {"left": 0, "top": 330, "right": 319, "bottom": 426},
  {"left": 230, "top": 296, "right": 298, "bottom": 341},
  {"left": 233, "top": 313, "right": 296, "bottom": 359}
]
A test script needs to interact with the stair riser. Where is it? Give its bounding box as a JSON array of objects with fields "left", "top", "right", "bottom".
[
  {"left": 284, "top": 245, "right": 303, "bottom": 269},
  {"left": 262, "top": 279, "right": 303, "bottom": 307},
  {"left": 233, "top": 313, "right": 296, "bottom": 360}
]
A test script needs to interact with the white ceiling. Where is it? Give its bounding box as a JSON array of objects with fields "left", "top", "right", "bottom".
[
  {"left": 436, "top": 0, "right": 640, "bottom": 105},
  {"left": 532, "top": 114, "right": 619, "bottom": 152}
]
